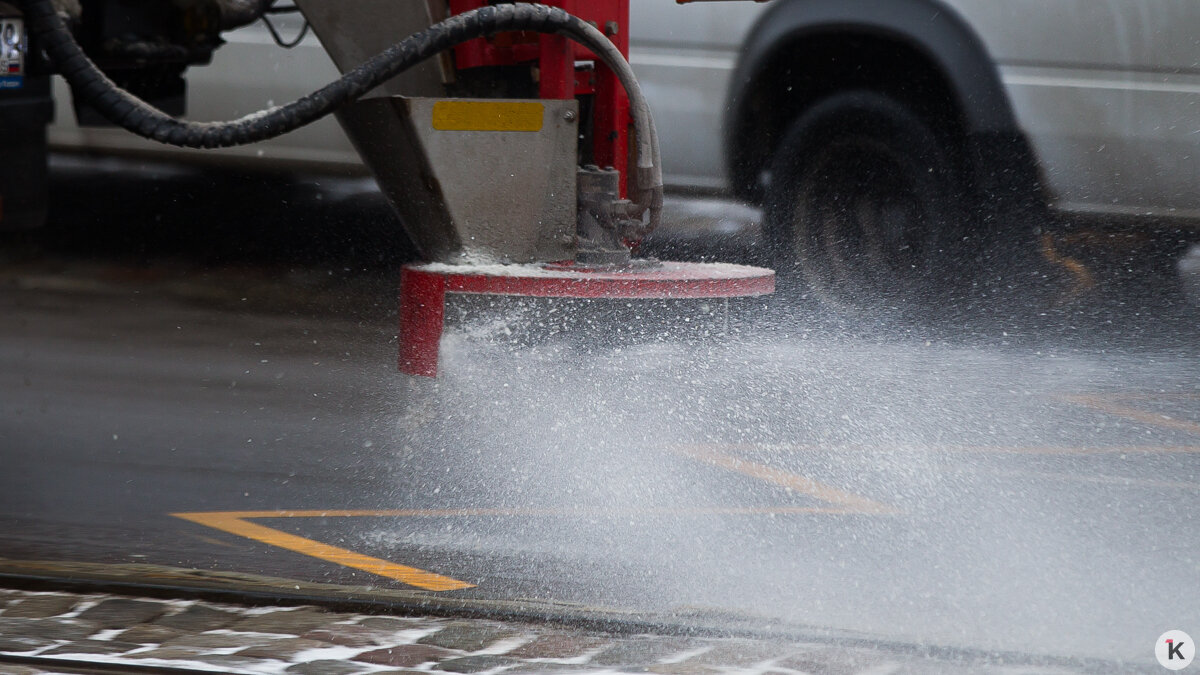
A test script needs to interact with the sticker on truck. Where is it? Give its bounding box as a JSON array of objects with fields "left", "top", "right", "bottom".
[{"left": 0, "top": 18, "right": 24, "bottom": 90}]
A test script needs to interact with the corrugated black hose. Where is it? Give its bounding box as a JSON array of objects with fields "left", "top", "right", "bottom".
[{"left": 21, "top": 0, "right": 663, "bottom": 225}]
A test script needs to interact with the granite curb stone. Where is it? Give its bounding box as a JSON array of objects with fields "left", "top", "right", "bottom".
[
  {"left": 235, "top": 608, "right": 355, "bottom": 634},
  {"left": 285, "top": 660, "right": 367, "bottom": 675},
  {"left": 435, "top": 654, "right": 520, "bottom": 672},
  {"left": 164, "top": 631, "right": 285, "bottom": 649},
  {"left": 507, "top": 634, "right": 608, "bottom": 659},
  {"left": 0, "top": 595, "right": 78, "bottom": 619},
  {"left": 0, "top": 637, "right": 55, "bottom": 653},
  {"left": 74, "top": 599, "right": 166, "bottom": 628},
  {"left": 0, "top": 617, "right": 97, "bottom": 642},
  {"left": 354, "top": 643, "right": 459, "bottom": 667},
  {"left": 195, "top": 653, "right": 280, "bottom": 669},
  {"left": 114, "top": 623, "right": 184, "bottom": 644},
  {"left": 590, "top": 638, "right": 702, "bottom": 666},
  {"left": 0, "top": 587, "right": 1097, "bottom": 674},
  {"left": 357, "top": 616, "right": 432, "bottom": 631},
  {"left": 237, "top": 637, "right": 331, "bottom": 659},
  {"left": 126, "top": 646, "right": 209, "bottom": 660},
  {"left": 417, "top": 620, "right": 521, "bottom": 651},
  {"left": 39, "top": 639, "right": 143, "bottom": 656},
  {"left": 0, "top": 666, "right": 43, "bottom": 675},
  {"left": 154, "top": 603, "right": 239, "bottom": 631},
  {"left": 302, "top": 624, "right": 398, "bottom": 647}
]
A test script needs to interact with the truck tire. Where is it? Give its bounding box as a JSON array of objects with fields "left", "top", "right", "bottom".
[{"left": 764, "top": 90, "right": 973, "bottom": 313}]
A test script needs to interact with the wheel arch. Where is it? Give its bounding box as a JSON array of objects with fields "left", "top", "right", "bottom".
[{"left": 725, "top": 0, "right": 1034, "bottom": 205}]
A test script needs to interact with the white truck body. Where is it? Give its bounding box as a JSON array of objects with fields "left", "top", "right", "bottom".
[{"left": 48, "top": 0, "right": 1200, "bottom": 223}]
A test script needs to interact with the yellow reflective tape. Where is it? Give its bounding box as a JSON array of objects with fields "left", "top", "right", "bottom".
[{"left": 431, "top": 100, "right": 544, "bottom": 132}]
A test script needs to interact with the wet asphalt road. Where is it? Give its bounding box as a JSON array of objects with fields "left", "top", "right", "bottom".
[{"left": 1, "top": 158, "right": 1199, "bottom": 667}]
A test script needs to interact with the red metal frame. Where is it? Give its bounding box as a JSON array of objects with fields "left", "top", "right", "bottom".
[
  {"left": 396, "top": 3, "right": 776, "bottom": 378},
  {"left": 399, "top": 263, "right": 775, "bottom": 377},
  {"left": 447, "top": 0, "right": 631, "bottom": 196}
]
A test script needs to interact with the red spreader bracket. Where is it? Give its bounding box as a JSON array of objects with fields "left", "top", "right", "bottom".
[{"left": 398, "top": 261, "right": 775, "bottom": 377}]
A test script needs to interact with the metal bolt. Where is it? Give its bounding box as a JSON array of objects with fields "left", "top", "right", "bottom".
[
  {"left": 563, "top": 110, "right": 577, "bottom": 122},
  {"left": 605, "top": 21, "right": 619, "bottom": 36}
]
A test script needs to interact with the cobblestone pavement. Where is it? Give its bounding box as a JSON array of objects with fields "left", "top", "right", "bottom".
[{"left": 0, "top": 588, "right": 1113, "bottom": 675}]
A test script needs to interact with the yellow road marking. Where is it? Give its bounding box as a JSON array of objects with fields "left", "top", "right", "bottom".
[
  {"left": 977, "top": 468, "right": 1200, "bottom": 492},
  {"left": 191, "top": 534, "right": 239, "bottom": 549},
  {"left": 1040, "top": 232, "right": 1096, "bottom": 302},
  {"left": 179, "top": 506, "right": 872, "bottom": 521},
  {"left": 1095, "top": 392, "right": 1200, "bottom": 402},
  {"left": 1061, "top": 394, "right": 1200, "bottom": 437},
  {"left": 172, "top": 512, "right": 475, "bottom": 591},
  {"left": 949, "top": 444, "right": 1200, "bottom": 455},
  {"left": 175, "top": 504, "right": 887, "bottom": 589},
  {"left": 669, "top": 445, "right": 897, "bottom": 515},
  {"left": 684, "top": 442, "right": 1200, "bottom": 456}
]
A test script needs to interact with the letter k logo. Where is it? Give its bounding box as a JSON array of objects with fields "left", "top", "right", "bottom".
[
  {"left": 1168, "top": 639, "right": 1185, "bottom": 660},
  {"left": 1157, "top": 630, "right": 1195, "bottom": 670}
]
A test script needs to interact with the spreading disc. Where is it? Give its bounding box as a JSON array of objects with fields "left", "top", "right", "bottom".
[{"left": 399, "top": 261, "right": 775, "bottom": 376}]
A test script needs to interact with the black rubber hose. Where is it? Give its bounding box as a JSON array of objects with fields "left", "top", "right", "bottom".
[
  {"left": 26, "top": 2, "right": 604, "bottom": 148},
  {"left": 22, "top": 0, "right": 663, "bottom": 228}
]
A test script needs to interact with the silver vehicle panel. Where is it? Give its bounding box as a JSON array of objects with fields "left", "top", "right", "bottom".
[{"left": 47, "top": 1, "right": 1200, "bottom": 221}]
